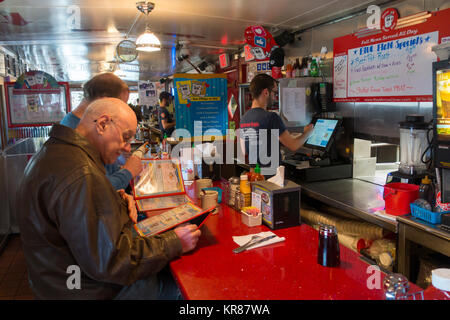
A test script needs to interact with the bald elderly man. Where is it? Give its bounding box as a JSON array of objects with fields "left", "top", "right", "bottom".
[{"left": 17, "top": 98, "right": 201, "bottom": 300}]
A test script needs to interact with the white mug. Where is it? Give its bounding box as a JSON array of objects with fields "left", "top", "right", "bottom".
[{"left": 195, "top": 179, "right": 212, "bottom": 198}]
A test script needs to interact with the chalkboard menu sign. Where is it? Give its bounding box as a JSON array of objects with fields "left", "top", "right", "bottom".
[{"left": 333, "top": 8, "right": 450, "bottom": 102}]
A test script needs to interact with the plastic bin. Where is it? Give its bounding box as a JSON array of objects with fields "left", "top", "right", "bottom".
[{"left": 410, "top": 203, "right": 449, "bottom": 224}]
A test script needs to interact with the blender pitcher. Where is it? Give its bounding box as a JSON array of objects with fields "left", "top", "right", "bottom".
[{"left": 398, "top": 115, "right": 430, "bottom": 175}]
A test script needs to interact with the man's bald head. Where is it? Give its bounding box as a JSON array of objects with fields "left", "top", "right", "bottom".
[
  {"left": 80, "top": 97, "right": 135, "bottom": 124},
  {"left": 76, "top": 97, "right": 137, "bottom": 164}
]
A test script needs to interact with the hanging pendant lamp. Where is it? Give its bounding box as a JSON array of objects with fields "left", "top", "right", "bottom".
[{"left": 135, "top": 1, "right": 161, "bottom": 52}]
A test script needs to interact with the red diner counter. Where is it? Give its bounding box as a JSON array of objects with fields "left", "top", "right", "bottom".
[{"left": 169, "top": 183, "right": 443, "bottom": 300}]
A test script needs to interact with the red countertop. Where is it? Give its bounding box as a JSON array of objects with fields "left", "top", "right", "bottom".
[{"left": 168, "top": 181, "right": 439, "bottom": 300}]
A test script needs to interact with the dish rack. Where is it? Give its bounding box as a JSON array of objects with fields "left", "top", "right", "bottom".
[{"left": 410, "top": 203, "right": 449, "bottom": 224}]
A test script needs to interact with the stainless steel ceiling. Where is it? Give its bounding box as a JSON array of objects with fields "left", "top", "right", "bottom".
[{"left": 0, "top": 0, "right": 392, "bottom": 83}]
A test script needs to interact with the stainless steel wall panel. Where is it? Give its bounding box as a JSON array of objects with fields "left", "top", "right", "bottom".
[
  {"left": 2, "top": 138, "right": 46, "bottom": 233},
  {"left": 426, "top": 0, "right": 450, "bottom": 11},
  {"left": 353, "top": 102, "right": 420, "bottom": 140}
]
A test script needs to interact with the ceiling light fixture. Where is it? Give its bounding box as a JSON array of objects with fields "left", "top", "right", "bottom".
[{"left": 135, "top": 1, "right": 161, "bottom": 52}]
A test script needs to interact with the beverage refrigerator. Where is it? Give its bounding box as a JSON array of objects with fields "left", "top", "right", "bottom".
[{"left": 432, "top": 58, "right": 450, "bottom": 203}]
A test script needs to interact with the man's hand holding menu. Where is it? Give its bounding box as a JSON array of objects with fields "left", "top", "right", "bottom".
[{"left": 174, "top": 224, "right": 202, "bottom": 253}]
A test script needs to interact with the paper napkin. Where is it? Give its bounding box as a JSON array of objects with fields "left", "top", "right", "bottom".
[{"left": 232, "top": 231, "right": 285, "bottom": 251}]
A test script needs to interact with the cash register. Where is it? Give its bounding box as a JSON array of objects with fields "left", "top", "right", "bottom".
[{"left": 283, "top": 117, "right": 353, "bottom": 182}]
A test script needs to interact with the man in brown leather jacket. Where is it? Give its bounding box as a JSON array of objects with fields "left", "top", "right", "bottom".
[{"left": 17, "top": 98, "right": 201, "bottom": 299}]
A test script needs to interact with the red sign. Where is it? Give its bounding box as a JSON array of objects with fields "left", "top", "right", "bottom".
[
  {"left": 219, "top": 53, "right": 229, "bottom": 69},
  {"left": 381, "top": 8, "right": 398, "bottom": 33},
  {"left": 244, "top": 44, "right": 255, "bottom": 62},
  {"left": 244, "top": 25, "right": 278, "bottom": 61},
  {"left": 332, "top": 8, "right": 450, "bottom": 103},
  {"left": 0, "top": 12, "right": 28, "bottom": 26}
]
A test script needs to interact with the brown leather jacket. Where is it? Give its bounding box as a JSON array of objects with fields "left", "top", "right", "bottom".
[{"left": 17, "top": 124, "right": 182, "bottom": 299}]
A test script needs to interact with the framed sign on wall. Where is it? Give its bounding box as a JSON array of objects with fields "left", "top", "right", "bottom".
[
  {"left": 173, "top": 73, "right": 228, "bottom": 139},
  {"left": 4, "top": 71, "right": 71, "bottom": 127},
  {"left": 333, "top": 8, "right": 450, "bottom": 103}
]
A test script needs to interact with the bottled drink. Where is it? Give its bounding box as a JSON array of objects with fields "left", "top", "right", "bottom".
[
  {"left": 161, "top": 134, "right": 171, "bottom": 159},
  {"left": 301, "top": 57, "right": 309, "bottom": 76},
  {"left": 293, "top": 58, "right": 301, "bottom": 78},
  {"left": 310, "top": 58, "right": 319, "bottom": 77},
  {"left": 285, "top": 62, "right": 293, "bottom": 78},
  {"left": 247, "top": 168, "right": 255, "bottom": 182},
  {"left": 307, "top": 55, "right": 313, "bottom": 75},
  {"left": 318, "top": 57, "right": 325, "bottom": 77},
  {"left": 419, "top": 175, "right": 433, "bottom": 206},
  {"left": 239, "top": 174, "right": 251, "bottom": 208},
  {"left": 253, "top": 164, "right": 265, "bottom": 181}
]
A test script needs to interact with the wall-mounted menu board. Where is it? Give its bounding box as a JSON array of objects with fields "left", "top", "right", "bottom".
[
  {"left": 333, "top": 8, "right": 450, "bottom": 102},
  {"left": 4, "top": 71, "right": 71, "bottom": 127},
  {"left": 174, "top": 73, "right": 228, "bottom": 139}
]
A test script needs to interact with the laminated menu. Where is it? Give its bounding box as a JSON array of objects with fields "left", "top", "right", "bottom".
[
  {"left": 132, "top": 159, "right": 191, "bottom": 212},
  {"left": 134, "top": 202, "right": 214, "bottom": 237}
]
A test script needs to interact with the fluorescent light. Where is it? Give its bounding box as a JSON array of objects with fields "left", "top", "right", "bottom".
[{"left": 136, "top": 27, "right": 161, "bottom": 52}]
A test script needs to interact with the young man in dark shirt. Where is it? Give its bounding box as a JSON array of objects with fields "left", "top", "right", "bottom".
[
  {"left": 239, "top": 74, "right": 314, "bottom": 175},
  {"left": 158, "top": 91, "right": 176, "bottom": 139}
]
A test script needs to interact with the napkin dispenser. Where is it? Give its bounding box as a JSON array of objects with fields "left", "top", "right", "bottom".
[{"left": 251, "top": 180, "right": 301, "bottom": 230}]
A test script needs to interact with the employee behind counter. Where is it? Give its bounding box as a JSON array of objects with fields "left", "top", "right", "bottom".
[
  {"left": 158, "top": 91, "right": 176, "bottom": 139},
  {"left": 239, "top": 74, "right": 314, "bottom": 176}
]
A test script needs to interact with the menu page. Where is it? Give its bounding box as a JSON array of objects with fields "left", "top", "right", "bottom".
[
  {"left": 133, "top": 159, "right": 184, "bottom": 198},
  {"left": 136, "top": 194, "right": 191, "bottom": 212},
  {"left": 134, "top": 202, "right": 204, "bottom": 237}
]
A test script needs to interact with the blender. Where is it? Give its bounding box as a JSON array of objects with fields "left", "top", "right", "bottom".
[{"left": 387, "top": 115, "right": 431, "bottom": 185}]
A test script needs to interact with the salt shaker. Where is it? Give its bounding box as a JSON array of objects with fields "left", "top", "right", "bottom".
[
  {"left": 228, "top": 177, "right": 240, "bottom": 208},
  {"left": 383, "top": 273, "right": 410, "bottom": 300}
]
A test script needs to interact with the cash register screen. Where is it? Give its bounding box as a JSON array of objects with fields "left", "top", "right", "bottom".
[{"left": 304, "top": 118, "right": 340, "bottom": 151}]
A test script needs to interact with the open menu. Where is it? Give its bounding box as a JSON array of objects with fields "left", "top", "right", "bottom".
[
  {"left": 134, "top": 202, "right": 214, "bottom": 237},
  {"left": 132, "top": 159, "right": 190, "bottom": 212},
  {"left": 136, "top": 194, "right": 191, "bottom": 212},
  {"left": 133, "top": 159, "right": 184, "bottom": 198}
]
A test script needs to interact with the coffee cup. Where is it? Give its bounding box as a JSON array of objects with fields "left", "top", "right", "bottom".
[
  {"left": 195, "top": 178, "right": 212, "bottom": 198},
  {"left": 200, "top": 190, "right": 219, "bottom": 214}
]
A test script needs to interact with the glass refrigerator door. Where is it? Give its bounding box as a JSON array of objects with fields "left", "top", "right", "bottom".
[{"left": 239, "top": 84, "right": 252, "bottom": 118}]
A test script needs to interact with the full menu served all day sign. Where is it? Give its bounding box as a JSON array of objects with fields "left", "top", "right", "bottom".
[
  {"left": 173, "top": 73, "right": 228, "bottom": 139},
  {"left": 333, "top": 8, "right": 450, "bottom": 102}
]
